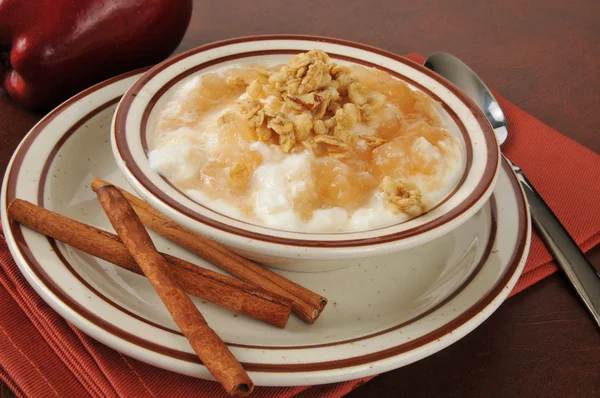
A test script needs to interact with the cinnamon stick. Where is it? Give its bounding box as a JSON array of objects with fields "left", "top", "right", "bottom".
[
  {"left": 7, "top": 199, "right": 291, "bottom": 328},
  {"left": 96, "top": 185, "right": 253, "bottom": 396},
  {"left": 91, "top": 178, "right": 328, "bottom": 323}
]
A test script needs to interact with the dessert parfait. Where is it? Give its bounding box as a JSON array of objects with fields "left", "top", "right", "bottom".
[{"left": 149, "top": 50, "right": 464, "bottom": 233}]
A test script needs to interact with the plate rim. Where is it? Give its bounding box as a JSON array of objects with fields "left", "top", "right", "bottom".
[{"left": 1, "top": 61, "right": 530, "bottom": 386}]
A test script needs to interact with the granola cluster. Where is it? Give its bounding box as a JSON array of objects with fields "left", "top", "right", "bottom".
[
  {"left": 231, "top": 49, "right": 388, "bottom": 158},
  {"left": 379, "top": 176, "right": 427, "bottom": 216},
  {"left": 224, "top": 49, "right": 429, "bottom": 218}
]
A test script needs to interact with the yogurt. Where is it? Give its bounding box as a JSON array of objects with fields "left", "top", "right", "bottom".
[{"left": 148, "top": 60, "right": 464, "bottom": 233}]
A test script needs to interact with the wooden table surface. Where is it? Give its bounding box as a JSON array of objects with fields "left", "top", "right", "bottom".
[{"left": 1, "top": 1, "right": 599, "bottom": 396}]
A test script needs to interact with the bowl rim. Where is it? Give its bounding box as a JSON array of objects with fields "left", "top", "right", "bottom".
[{"left": 113, "top": 34, "right": 500, "bottom": 249}]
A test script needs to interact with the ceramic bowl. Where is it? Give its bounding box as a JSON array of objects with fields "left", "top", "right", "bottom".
[{"left": 112, "top": 35, "right": 500, "bottom": 272}]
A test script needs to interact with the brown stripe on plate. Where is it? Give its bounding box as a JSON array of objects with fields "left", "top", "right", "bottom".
[
  {"left": 7, "top": 156, "right": 526, "bottom": 371},
  {"left": 251, "top": 159, "right": 528, "bottom": 372},
  {"left": 246, "top": 196, "right": 498, "bottom": 350},
  {"left": 8, "top": 93, "right": 496, "bottom": 348},
  {"left": 4, "top": 98, "right": 527, "bottom": 371},
  {"left": 32, "top": 97, "right": 185, "bottom": 337},
  {"left": 114, "top": 36, "right": 498, "bottom": 247}
]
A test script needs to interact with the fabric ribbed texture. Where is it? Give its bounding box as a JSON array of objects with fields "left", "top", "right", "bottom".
[
  {"left": 497, "top": 94, "right": 600, "bottom": 293},
  {"left": 0, "top": 53, "right": 598, "bottom": 396},
  {"left": 0, "top": 228, "right": 373, "bottom": 398}
]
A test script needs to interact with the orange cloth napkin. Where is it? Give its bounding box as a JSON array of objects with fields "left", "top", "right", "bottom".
[{"left": 0, "top": 54, "right": 599, "bottom": 397}]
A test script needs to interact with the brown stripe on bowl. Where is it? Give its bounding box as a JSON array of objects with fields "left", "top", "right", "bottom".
[{"left": 114, "top": 35, "right": 499, "bottom": 247}]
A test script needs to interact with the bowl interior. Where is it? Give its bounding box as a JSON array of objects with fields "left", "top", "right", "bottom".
[
  {"left": 113, "top": 37, "right": 499, "bottom": 247},
  {"left": 144, "top": 54, "right": 468, "bottom": 230}
]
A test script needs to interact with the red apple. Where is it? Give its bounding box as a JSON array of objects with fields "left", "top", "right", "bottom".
[{"left": 0, "top": 0, "right": 193, "bottom": 110}]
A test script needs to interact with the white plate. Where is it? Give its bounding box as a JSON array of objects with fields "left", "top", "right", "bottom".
[{"left": 1, "top": 69, "right": 530, "bottom": 386}]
